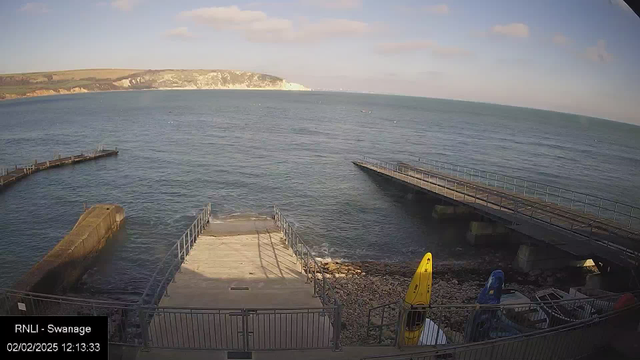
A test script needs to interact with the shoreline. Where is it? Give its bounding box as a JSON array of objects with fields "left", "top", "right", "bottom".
[
  {"left": 321, "top": 252, "right": 597, "bottom": 345},
  {"left": 0, "top": 86, "right": 312, "bottom": 102}
]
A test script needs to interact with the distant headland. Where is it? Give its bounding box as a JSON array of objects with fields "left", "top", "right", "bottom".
[{"left": 0, "top": 69, "right": 309, "bottom": 100}]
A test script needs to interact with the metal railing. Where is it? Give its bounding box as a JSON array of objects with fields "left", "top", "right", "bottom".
[
  {"left": 273, "top": 206, "right": 342, "bottom": 349},
  {"left": 140, "top": 306, "right": 336, "bottom": 351},
  {"left": 0, "top": 288, "right": 141, "bottom": 345},
  {"left": 366, "top": 291, "right": 635, "bottom": 347},
  {"left": 412, "top": 156, "right": 640, "bottom": 231},
  {"left": 140, "top": 203, "right": 211, "bottom": 306},
  {"left": 359, "top": 157, "right": 640, "bottom": 259},
  {"left": 362, "top": 299, "right": 640, "bottom": 360}
]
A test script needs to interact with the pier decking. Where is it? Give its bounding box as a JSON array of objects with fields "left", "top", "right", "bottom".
[
  {"left": 0, "top": 147, "right": 118, "bottom": 189},
  {"left": 354, "top": 157, "right": 640, "bottom": 270}
]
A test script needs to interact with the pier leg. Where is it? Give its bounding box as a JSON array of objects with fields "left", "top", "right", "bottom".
[
  {"left": 513, "top": 244, "right": 594, "bottom": 272},
  {"left": 465, "top": 221, "right": 509, "bottom": 245},
  {"left": 432, "top": 205, "right": 476, "bottom": 220}
]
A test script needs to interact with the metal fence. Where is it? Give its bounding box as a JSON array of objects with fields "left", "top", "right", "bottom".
[
  {"left": 412, "top": 156, "right": 640, "bottom": 231},
  {"left": 359, "top": 157, "right": 640, "bottom": 259},
  {"left": 362, "top": 300, "right": 640, "bottom": 360},
  {"left": 274, "top": 206, "right": 341, "bottom": 309},
  {"left": 140, "top": 203, "right": 211, "bottom": 306},
  {"left": 140, "top": 306, "right": 337, "bottom": 351},
  {"left": 273, "top": 205, "right": 342, "bottom": 349},
  {"left": 366, "top": 292, "right": 634, "bottom": 348},
  {"left": 0, "top": 288, "right": 141, "bottom": 345}
]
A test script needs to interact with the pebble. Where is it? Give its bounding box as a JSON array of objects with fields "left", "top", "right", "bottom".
[{"left": 320, "top": 258, "right": 594, "bottom": 345}]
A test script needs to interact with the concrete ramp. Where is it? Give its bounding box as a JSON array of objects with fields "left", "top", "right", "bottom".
[{"left": 148, "top": 216, "right": 333, "bottom": 350}]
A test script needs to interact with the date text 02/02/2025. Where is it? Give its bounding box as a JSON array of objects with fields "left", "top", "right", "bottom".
[{"left": 2, "top": 316, "right": 108, "bottom": 359}]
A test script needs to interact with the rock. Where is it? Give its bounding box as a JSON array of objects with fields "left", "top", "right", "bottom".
[
  {"left": 320, "top": 258, "right": 588, "bottom": 346},
  {"left": 530, "top": 269, "right": 542, "bottom": 276}
]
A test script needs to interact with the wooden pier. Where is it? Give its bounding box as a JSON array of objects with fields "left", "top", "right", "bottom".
[
  {"left": 0, "top": 147, "right": 118, "bottom": 189},
  {"left": 354, "top": 157, "right": 640, "bottom": 270}
]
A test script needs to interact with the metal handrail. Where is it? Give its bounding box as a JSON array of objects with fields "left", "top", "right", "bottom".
[
  {"left": 396, "top": 159, "right": 639, "bottom": 238},
  {"left": 273, "top": 206, "right": 342, "bottom": 349},
  {"left": 140, "top": 203, "right": 211, "bottom": 306},
  {"left": 412, "top": 156, "right": 640, "bottom": 229},
  {"left": 371, "top": 289, "right": 639, "bottom": 311},
  {"left": 273, "top": 206, "right": 339, "bottom": 307},
  {"left": 359, "top": 157, "right": 640, "bottom": 259},
  {"left": 362, "top": 301, "right": 640, "bottom": 359},
  {"left": 1, "top": 287, "right": 138, "bottom": 308}
]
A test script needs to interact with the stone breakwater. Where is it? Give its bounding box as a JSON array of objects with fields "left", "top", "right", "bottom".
[{"left": 320, "top": 252, "right": 595, "bottom": 345}]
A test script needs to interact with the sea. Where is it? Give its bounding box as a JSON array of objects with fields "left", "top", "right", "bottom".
[{"left": 1, "top": 90, "right": 639, "bottom": 301}]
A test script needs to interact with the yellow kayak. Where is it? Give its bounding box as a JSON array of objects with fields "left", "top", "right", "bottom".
[{"left": 403, "top": 252, "right": 433, "bottom": 346}]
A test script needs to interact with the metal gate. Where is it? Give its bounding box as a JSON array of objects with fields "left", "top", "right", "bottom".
[{"left": 141, "top": 306, "right": 339, "bottom": 351}]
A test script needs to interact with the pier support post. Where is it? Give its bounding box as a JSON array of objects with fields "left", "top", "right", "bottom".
[
  {"left": 432, "top": 205, "right": 476, "bottom": 220},
  {"left": 465, "top": 221, "right": 509, "bottom": 245},
  {"left": 513, "top": 244, "right": 594, "bottom": 272}
]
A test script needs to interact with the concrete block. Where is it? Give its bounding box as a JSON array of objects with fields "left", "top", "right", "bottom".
[
  {"left": 432, "top": 205, "right": 475, "bottom": 220},
  {"left": 514, "top": 244, "right": 595, "bottom": 272},
  {"left": 12, "top": 204, "right": 125, "bottom": 294},
  {"left": 465, "top": 221, "right": 509, "bottom": 245}
]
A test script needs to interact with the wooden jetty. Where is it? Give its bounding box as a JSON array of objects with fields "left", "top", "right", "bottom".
[
  {"left": 354, "top": 157, "right": 640, "bottom": 270},
  {"left": 0, "top": 147, "right": 118, "bottom": 189}
]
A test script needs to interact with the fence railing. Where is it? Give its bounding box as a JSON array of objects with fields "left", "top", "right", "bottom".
[
  {"left": 359, "top": 157, "right": 640, "bottom": 259},
  {"left": 273, "top": 206, "right": 342, "bottom": 349},
  {"left": 366, "top": 291, "right": 637, "bottom": 348},
  {"left": 362, "top": 298, "right": 640, "bottom": 360},
  {"left": 0, "top": 288, "right": 141, "bottom": 345},
  {"left": 139, "top": 306, "right": 336, "bottom": 351},
  {"left": 140, "top": 203, "right": 211, "bottom": 306},
  {"left": 412, "top": 156, "right": 640, "bottom": 231}
]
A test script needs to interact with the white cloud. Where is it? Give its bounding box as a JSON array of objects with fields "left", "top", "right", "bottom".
[
  {"left": 423, "top": 4, "right": 449, "bottom": 15},
  {"left": 18, "top": 3, "right": 49, "bottom": 13},
  {"left": 165, "top": 27, "right": 195, "bottom": 39},
  {"left": 179, "top": 6, "right": 372, "bottom": 43},
  {"left": 552, "top": 34, "right": 568, "bottom": 45},
  {"left": 376, "top": 40, "right": 471, "bottom": 57},
  {"left": 584, "top": 40, "right": 613, "bottom": 64},
  {"left": 490, "top": 23, "right": 529, "bottom": 38},
  {"left": 111, "top": 0, "right": 140, "bottom": 11},
  {"left": 301, "top": 0, "right": 362, "bottom": 9}
]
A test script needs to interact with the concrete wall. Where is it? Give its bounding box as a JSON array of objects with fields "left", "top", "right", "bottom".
[{"left": 12, "top": 204, "right": 125, "bottom": 294}]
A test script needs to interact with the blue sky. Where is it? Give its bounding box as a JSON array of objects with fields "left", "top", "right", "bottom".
[{"left": 1, "top": 0, "right": 639, "bottom": 124}]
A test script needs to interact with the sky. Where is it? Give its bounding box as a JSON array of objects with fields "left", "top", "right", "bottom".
[{"left": 1, "top": 0, "right": 639, "bottom": 124}]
